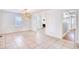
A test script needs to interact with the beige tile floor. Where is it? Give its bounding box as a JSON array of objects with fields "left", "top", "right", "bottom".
[{"left": 0, "top": 29, "right": 76, "bottom": 49}]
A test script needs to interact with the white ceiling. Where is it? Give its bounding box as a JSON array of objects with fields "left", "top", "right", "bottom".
[{"left": 2, "top": 9, "right": 42, "bottom": 13}]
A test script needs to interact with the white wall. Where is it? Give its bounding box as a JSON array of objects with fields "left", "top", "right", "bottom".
[
  {"left": 45, "top": 10, "right": 63, "bottom": 38},
  {"left": 0, "top": 10, "right": 31, "bottom": 34},
  {"left": 31, "top": 9, "right": 64, "bottom": 39},
  {"left": 76, "top": 10, "right": 79, "bottom": 43},
  {"left": 0, "top": 12, "right": 2, "bottom": 34}
]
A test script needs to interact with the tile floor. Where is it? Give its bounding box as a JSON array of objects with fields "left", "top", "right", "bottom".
[{"left": 0, "top": 29, "right": 76, "bottom": 49}]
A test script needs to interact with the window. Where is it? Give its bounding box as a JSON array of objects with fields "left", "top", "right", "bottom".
[{"left": 15, "top": 16, "right": 23, "bottom": 27}]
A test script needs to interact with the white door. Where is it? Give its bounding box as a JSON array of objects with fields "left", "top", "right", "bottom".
[{"left": 36, "top": 16, "right": 42, "bottom": 30}]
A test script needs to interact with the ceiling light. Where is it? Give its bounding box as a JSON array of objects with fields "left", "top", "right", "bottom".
[{"left": 21, "top": 9, "right": 32, "bottom": 20}]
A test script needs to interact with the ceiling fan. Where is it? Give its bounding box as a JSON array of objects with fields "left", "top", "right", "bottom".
[{"left": 21, "top": 9, "right": 32, "bottom": 20}]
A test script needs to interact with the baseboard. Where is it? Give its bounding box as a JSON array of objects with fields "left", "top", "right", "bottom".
[
  {"left": 45, "top": 33, "right": 62, "bottom": 40},
  {"left": 0, "top": 29, "right": 32, "bottom": 35}
]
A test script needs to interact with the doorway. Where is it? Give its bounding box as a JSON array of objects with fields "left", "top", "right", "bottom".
[{"left": 62, "top": 10, "right": 77, "bottom": 48}]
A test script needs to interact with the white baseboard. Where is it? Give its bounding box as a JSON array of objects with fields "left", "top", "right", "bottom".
[
  {"left": 0, "top": 28, "right": 31, "bottom": 35},
  {"left": 45, "top": 32, "right": 62, "bottom": 39}
]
